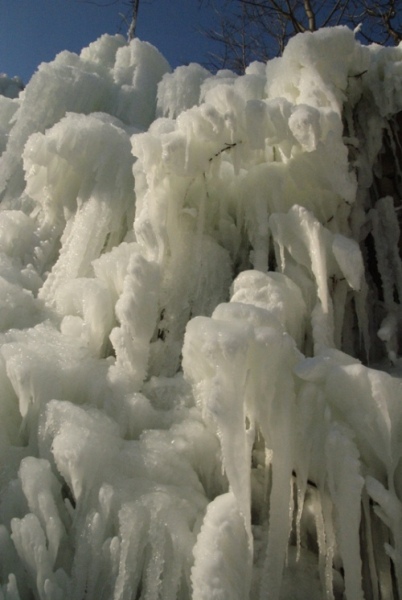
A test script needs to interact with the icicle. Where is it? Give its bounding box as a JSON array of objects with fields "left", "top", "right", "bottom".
[
  {"left": 10, "top": 514, "right": 63, "bottom": 600},
  {"left": 1, "top": 574, "right": 22, "bottom": 600},
  {"left": 320, "top": 493, "right": 337, "bottom": 600},
  {"left": 254, "top": 333, "right": 299, "bottom": 600},
  {"left": 18, "top": 458, "right": 66, "bottom": 568},
  {"left": 182, "top": 315, "right": 254, "bottom": 549},
  {"left": 370, "top": 196, "right": 402, "bottom": 310},
  {"left": 325, "top": 424, "right": 364, "bottom": 600},
  {"left": 353, "top": 279, "right": 371, "bottom": 363},
  {"left": 308, "top": 489, "right": 329, "bottom": 597},
  {"left": 366, "top": 476, "right": 402, "bottom": 599},
  {"left": 269, "top": 206, "right": 336, "bottom": 348},
  {"left": 293, "top": 381, "right": 326, "bottom": 561},
  {"left": 385, "top": 119, "right": 402, "bottom": 187},
  {"left": 361, "top": 490, "right": 380, "bottom": 600},
  {"left": 377, "top": 310, "right": 401, "bottom": 364}
]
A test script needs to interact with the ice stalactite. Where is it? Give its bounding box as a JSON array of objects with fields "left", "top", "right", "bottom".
[{"left": 2, "top": 24, "right": 402, "bottom": 600}]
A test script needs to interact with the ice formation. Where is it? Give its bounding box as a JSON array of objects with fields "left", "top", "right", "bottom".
[{"left": 1, "top": 27, "right": 402, "bottom": 600}]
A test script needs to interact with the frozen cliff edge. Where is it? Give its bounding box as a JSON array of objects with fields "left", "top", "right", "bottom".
[{"left": 0, "top": 27, "right": 402, "bottom": 599}]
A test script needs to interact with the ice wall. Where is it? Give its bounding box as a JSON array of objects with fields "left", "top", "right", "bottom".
[{"left": 1, "top": 27, "right": 402, "bottom": 600}]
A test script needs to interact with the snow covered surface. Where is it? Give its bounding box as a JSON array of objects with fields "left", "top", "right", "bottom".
[{"left": 1, "top": 27, "right": 402, "bottom": 599}]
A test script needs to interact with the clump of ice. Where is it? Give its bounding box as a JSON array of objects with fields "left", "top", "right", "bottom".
[
  {"left": 1, "top": 25, "right": 402, "bottom": 600},
  {"left": 0, "top": 35, "right": 170, "bottom": 206},
  {"left": 157, "top": 63, "right": 210, "bottom": 119}
]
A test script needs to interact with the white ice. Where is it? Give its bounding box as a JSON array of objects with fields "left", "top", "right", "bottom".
[{"left": 0, "top": 25, "right": 402, "bottom": 600}]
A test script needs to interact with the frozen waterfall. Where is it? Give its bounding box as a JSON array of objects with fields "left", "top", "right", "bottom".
[{"left": 0, "top": 26, "right": 402, "bottom": 600}]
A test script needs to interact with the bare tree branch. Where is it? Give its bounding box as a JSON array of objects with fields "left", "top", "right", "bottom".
[
  {"left": 126, "top": 0, "right": 140, "bottom": 40},
  {"left": 201, "top": 0, "right": 402, "bottom": 73},
  {"left": 79, "top": 0, "right": 119, "bottom": 5},
  {"left": 304, "top": 0, "right": 317, "bottom": 30},
  {"left": 78, "top": 0, "right": 142, "bottom": 42}
]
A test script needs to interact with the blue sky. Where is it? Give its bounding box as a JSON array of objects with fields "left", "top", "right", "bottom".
[{"left": 0, "top": 0, "right": 220, "bottom": 83}]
